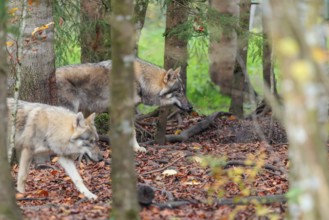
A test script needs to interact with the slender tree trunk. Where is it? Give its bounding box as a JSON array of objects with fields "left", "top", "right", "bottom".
[
  {"left": 80, "top": 0, "right": 111, "bottom": 62},
  {"left": 229, "top": 0, "right": 250, "bottom": 117},
  {"left": 134, "top": 0, "right": 149, "bottom": 55},
  {"left": 209, "top": 0, "right": 240, "bottom": 96},
  {"left": 262, "top": 11, "right": 278, "bottom": 96},
  {"left": 0, "top": 2, "right": 22, "bottom": 219},
  {"left": 110, "top": 0, "right": 139, "bottom": 219},
  {"left": 155, "top": 0, "right": 188, "bottom": 144},
  {"left": 264, "top": 0, "right": 329, "bottom": 219}
]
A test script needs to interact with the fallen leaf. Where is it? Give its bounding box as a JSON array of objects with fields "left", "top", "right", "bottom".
[
  {"left": 162, "top": 169, "right": 178, "bottom": 176},
  {"left": 51, "top": 157, "right": 59, "bottom": 163},
  {"left": 16, "top": 193, "right": 24, "bottom": 199},
  {"left": 182, "top": 180, "right": 201, "bottom": 185}
]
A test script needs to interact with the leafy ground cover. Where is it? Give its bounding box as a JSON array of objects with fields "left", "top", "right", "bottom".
[{"left": 16, "top": 112, "right": 289, "bottom": 219}]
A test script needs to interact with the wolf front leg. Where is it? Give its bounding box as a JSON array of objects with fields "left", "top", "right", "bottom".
[
  {"left": 133, "top": 128, "right": 146, "bottom": 152},
  {"left": 57, "top": 156, "right": 97, "bottom": 200},
  {"left": 17, "top": 148, "right": 33, "bottom": 193}
]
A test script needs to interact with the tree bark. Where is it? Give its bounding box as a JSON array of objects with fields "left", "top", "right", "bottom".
[
  {"left": 163, "top": 0, "right": 188, "bottom": 90},
  {"left": 17, "top": 0, "right": 57, "bottom": 105},
  {"left": 229, "top": 0, "right": 251, "bottom": 117},
  {"left": 7, "top": 0, "right": 56, "bottom": 165},
  {"left": 264, "top": 0, "right": 329, "bottom": 219},
  {"left": 134, "top": 0, "right": 149, "bottom": 55},
  {"left": 155, "top": 0, "right": 188, "bottom": 145},
  {"left": 80, "top": 0, "right": 111, "bottom": 62},
  {"left": 0, "top": 2, "right": 22, "bottom": 219},
  {"left": 209, "top": 0, "right": 240, "bottom": 96},
  {"left": 110, "top": 0, "right": 140, "bottom": 219},
  {"left": 262, "top": 11, "right": 278, "bottom": 96}
]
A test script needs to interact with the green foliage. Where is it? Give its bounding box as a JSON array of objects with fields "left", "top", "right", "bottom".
[
  {"left": 94, "top": 113, "right": 110, "bottom": 135},
  {"left": 53, "top": 0, "right": 81, "bottom": 67},
  {"left": 199, "top": 153, "right": 280, "bottom": 219}
]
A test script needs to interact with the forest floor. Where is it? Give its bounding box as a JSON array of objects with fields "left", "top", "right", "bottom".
[{"left": 15, "top": 111, "right": 290, "bottom": 220}]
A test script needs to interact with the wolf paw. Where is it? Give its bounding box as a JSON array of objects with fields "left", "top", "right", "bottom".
[
  {"left": 17, "top": 186, "right": 25, "bottom": 193},
  {"left": 84, "top": 192, "right": 98, "bottom": 200},
  {"left": 134, "top": 145, "right": 147, "bottom": 153}
]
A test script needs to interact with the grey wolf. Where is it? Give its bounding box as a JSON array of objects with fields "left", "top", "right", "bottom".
[
  {"left": 56, "top": 58, "right": 193, "bottom": 152},
  {"left": 7, "top": 98, "right": 102, "bottom": 200}
]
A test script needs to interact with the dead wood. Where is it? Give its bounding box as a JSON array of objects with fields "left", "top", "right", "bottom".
[
  {"left": 154, "top": 200, "right": 196, "bottom": 209},
  {"left": 165, "top": 112, "right": 230, "bottom": 143},
  {"left": 153, "top": 194, "right": 286, "bottom": 209},
  {"left": 214, "top": 194, "right": 286, "bottom": 205},
  {"left": 224, "top": 160, "right": 287, "bottom": 176}
]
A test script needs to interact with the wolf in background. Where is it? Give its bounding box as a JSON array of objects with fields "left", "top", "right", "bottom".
[
  {"left": 7, "top": 98, "right": 102, "bottom": 200},
  {"left": 56, "top": 58, "right": 193, "bottom": 152}
]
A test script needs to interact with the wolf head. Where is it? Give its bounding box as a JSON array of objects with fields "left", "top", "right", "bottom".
[
  {"left": 69, "top": 112, "right": 103, "bottom": 162},
  {"left": 159, "top": 67, "right": 193, "bottom": 112}
]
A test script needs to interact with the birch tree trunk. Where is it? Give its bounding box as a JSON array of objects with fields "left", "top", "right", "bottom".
[
  {"left": 110, "top": 0, "right": 139, "bottom": 219},
  {"left": 264, "top": 0, "right": 329, "bottom": 219},
  {"left": 209, "top": 0, "right": 240, "bottom": 96},
  {"left": 80, "top": 0, "right": 111, "bottom": 62},
  {"left": 0, "top": 2, "right": 22, "bottom": 219}
]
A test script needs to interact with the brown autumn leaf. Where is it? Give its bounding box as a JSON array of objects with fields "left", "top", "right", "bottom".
[
  {"left": 50, "top": 170, "right": 58, "bottom": 175},
  {"left": 228, "top": 115, "right": 237, "bottom": 121},
  {"left": 35, "top": 189, "right": 49, "bottom": 197},
  {"left": 16, "top": 193, "right": 25, "bottom": 200}
]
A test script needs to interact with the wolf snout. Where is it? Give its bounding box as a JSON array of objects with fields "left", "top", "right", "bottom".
[{"left": 84, "top": 152, "right": 103, "bottom": 162}]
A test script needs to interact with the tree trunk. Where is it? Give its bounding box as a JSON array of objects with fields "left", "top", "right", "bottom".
[
  {"left": 264, "top": 0, "right": 329, "bottom": 219},
  {"left": 110, "top": 0, "right": 139, "bottom": 219},
  {"left": 229, "top": 0, "right": 250, "bottom": 117},
  {"left": 155, "top": 0, "right": 189, "bottom": 145},
  {"left": 18, "top": 0, "right": 57, "bottom": 105},
  {"left": 80, "top": 0, "right": 111, "bottom": 62},
  {"left": 7, "top": 0, "right": 56, "bottom": 165},
  {"left": 262, "top": 12, "right": 278, "bottom": 96},
  {"left": 0, "top": 2, "right": 22, "bottom": 219},
  {"left": 209, "top": 0, "right": 240, "bottom": 96},
  {"left": 134, "top": 0, "right": 149, "bottom": 55}
]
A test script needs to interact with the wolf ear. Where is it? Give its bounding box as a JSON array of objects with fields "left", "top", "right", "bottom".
[
  {"left": 173, "top": 67, "right": 181, "bottom": 76},
  {"left": 163, "top": 67, "right": 181, "bottom": 84},
  {"left": 163, "top": 68, "right": 174, "bottom": 83},
  {"left": 86, "top": 112, "right": 96, "bottom": 125},
  {"left": 74, "top": 112, "right": 85, "bottom": 128}
]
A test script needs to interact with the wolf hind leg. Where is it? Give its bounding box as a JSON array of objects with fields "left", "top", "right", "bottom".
[
  {"left": 57, "top": 156, "right": 97, "bottom": 200},
  {"left": 17, "top": 148, "right": 33, "bottom": 193}
]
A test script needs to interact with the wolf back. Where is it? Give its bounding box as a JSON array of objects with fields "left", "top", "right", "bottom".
[
  {"left": 55, "top": 58, "right": 193, "bottom": 115},
  {"left": 7, "top": 98, "right": 102, "bottom": 199}
]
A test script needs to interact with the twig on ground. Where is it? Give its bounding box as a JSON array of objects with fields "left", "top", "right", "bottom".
[
  {"left": 141, "top": 155, "right": 187, "bottom": 176},
  {"left": 17, "top": 197, "right": 49, "bottom": 201}
]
